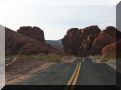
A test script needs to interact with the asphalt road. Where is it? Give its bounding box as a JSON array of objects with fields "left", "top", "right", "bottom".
[
  {"left": 77, "top": 57, "right": 116, "bottom": 85},
  {"left": 17, "top": 58, "right": 80, "bottom": 85},
  {"left": 16, "top": 57, "right": 116, "bottom": 85}
]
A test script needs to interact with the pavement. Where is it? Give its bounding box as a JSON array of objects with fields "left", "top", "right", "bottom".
[
  {"left": 14, "top": 57, "right": 116, "bottom": 85},
  {"left": 16, "top": 58, "right": 79, "bottom": 85},
  {"left": 77, "top": 57, "right": 116, "bottom": 85}
]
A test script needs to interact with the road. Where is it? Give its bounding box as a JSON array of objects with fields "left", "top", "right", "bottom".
[
  {"left": 16, "top": 57, "right": 116, "bottom": 85},
  {"left": 77, "top": 57, "right": 116, "bottom": 85}
]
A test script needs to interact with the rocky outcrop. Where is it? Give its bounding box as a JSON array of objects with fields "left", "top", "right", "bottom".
[
  {"left": 79, "top": 35, "right": 97, "bottom": 56},
  {"left": 62, "top": 28, "right": 81, "bottom": 55},
  {"left": 62, "top": 25, "right": 101, "bottom": 56},
  {"left": 17, "top": 26, "right": 45, "bottom": 42},
  {"left": 102, "top": 39, "right": 121, "bottom": 58},
  {"left": 62, "top": 25, "right": 121, "bottom": 56},
  {"left": 103, "top": 26, "right": 121, "bottom": 39},
  {"left": 5, "top": 27, "right": 61, "bottom": 56},
  {"left": 90, "top": 26, "right": 119, "bottom": 54}
]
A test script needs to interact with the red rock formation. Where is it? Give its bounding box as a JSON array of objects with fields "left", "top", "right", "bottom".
[
  {"left": 102, "top": 39, "right": 121, "bottom": 58},
  {"left": 79, "top": 35, "right": 97, "bottom": 56},
  {"left": 17, "top": 26, "right": 45, "bottom": 42},
  {"left": 103, "top": 26, "right": 121, "bottom": 39},
  {"left": 62, "top": 25, "right": 101, "bottom": 56},
  {"left": 90, "top": 26, "right": 119, "bottom": 54},
  {"left": 62, "top": 26, "right": 121, "bottom": 56},
  {"left": 5, "top": 27, "right": 61, "bottom": 56},
  {"left": 62, "top": 28, "right": 81, "bottom": 55}
]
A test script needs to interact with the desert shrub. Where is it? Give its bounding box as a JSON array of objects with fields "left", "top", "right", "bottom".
[{"left": 18, "top": 53, "right": 62, "bottom": 62}]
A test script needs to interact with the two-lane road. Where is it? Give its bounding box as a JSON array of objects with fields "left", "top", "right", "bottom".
[{"left": 14, "top": 57, "right": 116, "bottom": 85}]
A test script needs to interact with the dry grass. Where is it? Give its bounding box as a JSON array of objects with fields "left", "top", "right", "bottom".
[
  {"left": 16, "top": 53, "right": 63, "bottom": 62},
  {"left": 91, "top": 55, "right": 116, "bottom": 62}
]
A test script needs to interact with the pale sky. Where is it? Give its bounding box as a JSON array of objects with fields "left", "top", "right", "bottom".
[{"left": 0, "top": 0, "right": 120, "bottom": 40}]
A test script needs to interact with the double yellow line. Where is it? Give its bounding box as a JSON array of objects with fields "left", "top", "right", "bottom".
[{"left": 65, "top": 62, "right": 81, "bottom": 90}]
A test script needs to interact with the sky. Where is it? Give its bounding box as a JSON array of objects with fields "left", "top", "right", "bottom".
[{"left": 0, "top": 0, "right": 120, "bottom": 40}]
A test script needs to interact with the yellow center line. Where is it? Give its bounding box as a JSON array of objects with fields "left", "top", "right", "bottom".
[
  {"left": 72, "top": 62, "right": 81, "bottom": 85},
  {"left": 67, "top": 62, "right": 80, "bottom": 85},
  {"left": 65, "top": 61, "right": 82, "bottom": 90}
]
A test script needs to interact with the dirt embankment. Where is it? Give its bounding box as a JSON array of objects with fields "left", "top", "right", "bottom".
[{"left": 6, "top": 56, "right": 54, "bottom": 84}]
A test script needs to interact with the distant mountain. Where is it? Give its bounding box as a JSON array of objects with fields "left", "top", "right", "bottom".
[{"left": 46, "top": 40, "right": 63, "bottom": 49}]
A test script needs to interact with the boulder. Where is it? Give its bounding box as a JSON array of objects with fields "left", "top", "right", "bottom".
[{"left": 17, "top": 26, "right": 45, "bottom": 43}]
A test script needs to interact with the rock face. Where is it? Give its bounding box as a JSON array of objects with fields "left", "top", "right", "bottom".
[
  {"left": 90, "top": 26, "right": 118, "bottom": 54},
  {"left": 101, "top": 27, "right": 121, "bottom": 58},
  {"left": 62, "top": 26, "right": 121, "bottom": 56},
  {"left": 17, "top": 26, "right": 45, "bottom": 42},
  {"left": 102, "top": 39, "right": 121, "bottom": 58},
  {"left": 5, "top": 27, "right": 61, "bottom": 56},
  {"left": 62, "top": 28, "right": 81, "bottom": 55},
  {"left": 103, "top": 26, "right": 121, "bottom": 39},
  {"left": 62, "top": 26, "right": 101, "bottom": 56}
]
